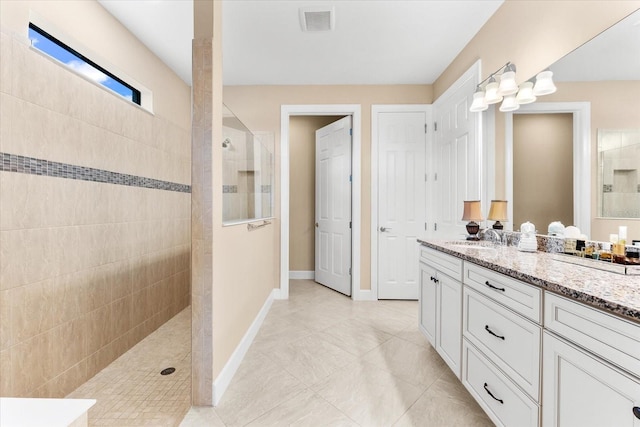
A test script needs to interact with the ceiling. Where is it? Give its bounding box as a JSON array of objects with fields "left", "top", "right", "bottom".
[{"left": 98, "top": 0, "right": 504, "bottom": 86}]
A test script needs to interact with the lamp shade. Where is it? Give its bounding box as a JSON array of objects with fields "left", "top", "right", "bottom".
[
  {"left": 484, "top": 78, "right": 503, "bottom": 104},
  {"left": 499, "top": 94, "right": 520, "bottom": 112},
  {"left": 516, "top": 81, "right": 537, "bottom": 105},
  {"left": 488, "top": 200, "right": 508, "bottom": 221},
  {"left": 470, "top": 89, "right": 488, "bottom": 112},
  {"left": 462, "top": 200, "right": 483, "bottom": 221},
  {"left": 498, "top": 68, "right": 518, "bottom": 96},
  {"left": 533, "top": 70, "right": 557, "bottom": 96}
]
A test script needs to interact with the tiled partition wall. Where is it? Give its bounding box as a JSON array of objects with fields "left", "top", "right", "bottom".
[{"left": 0, "top": 30, "right": 191, "bottom": 398}]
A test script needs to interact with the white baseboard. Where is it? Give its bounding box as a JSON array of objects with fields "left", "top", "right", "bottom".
[
  {"left": 353, "top": 289, "right": 377, "bottom": 301},
  {"left": 289, "top": 270, "right": 314, "bottom": 280},
  {"left": 212, "top": 288, "right": 277, "bottom": 406}
]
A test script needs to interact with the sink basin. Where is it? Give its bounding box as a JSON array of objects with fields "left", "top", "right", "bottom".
[{"left": 445, "top": 241, "right": 496, "bottom": 250}]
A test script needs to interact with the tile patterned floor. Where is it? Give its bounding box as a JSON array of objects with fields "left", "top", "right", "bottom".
[
  {"left": 180, "top": 280, "right": 493, "bottom": 427},
  {"left": 68, "top": 308, "right": 191, "bottom": 426}
]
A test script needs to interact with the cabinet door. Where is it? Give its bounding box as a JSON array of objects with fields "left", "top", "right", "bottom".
[
  {"left": 437, "top": 273, "right": 462, "bottom": 378},
  {"left": 543, "top": 332, "right": 640, "bottom": 427},
  {"left": 419, "top": 262, "right": 437, "bottom": 346}
]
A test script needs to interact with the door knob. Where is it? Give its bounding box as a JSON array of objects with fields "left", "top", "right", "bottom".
[
  {"left": 380, "top": 226, "right": 392, "bottom": 232},
  {"left": 315, "top": 222, "right": 319, "bottom": 228}
]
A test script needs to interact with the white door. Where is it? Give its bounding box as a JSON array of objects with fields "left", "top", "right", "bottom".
[
  {"left": 315, "top": 116, "right": 352, "bottom": 296},
  {"left": 377, "top": 110, "right": 427, "bottom": 299},
  {"left": 433, "top": 63, "right": 482, "bottom": 238}
]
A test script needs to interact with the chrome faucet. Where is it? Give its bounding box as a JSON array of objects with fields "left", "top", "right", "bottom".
[{"left": 480, "top": 228, "right": 505, "bottom": 246}]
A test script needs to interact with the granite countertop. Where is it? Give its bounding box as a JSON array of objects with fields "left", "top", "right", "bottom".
[{"left": 418, "top": 238, "right": 640, "bottom": 325}]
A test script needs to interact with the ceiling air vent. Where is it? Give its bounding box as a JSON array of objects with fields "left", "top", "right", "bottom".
[{"left": 299, "top": 7, "right": 335, "bottom": 32}]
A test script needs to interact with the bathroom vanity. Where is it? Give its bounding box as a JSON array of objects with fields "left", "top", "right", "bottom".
[{"left": 418, "top": 239, "right": 640, "bottom": 427}]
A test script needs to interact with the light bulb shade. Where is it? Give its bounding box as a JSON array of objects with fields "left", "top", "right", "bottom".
[
  {"left": 533, "top": 70, "right": 557, "bottom": 96},
  {"left": 516, "top": 81, "right": 537, "bottom": 104},
  {"left": 469, "top": 90, "right": 488, "bottom": 112},
  {"left": 499, "top": 94, "right": 520, "bottom": 112},
  {"left": 484, "top": 79, "right": 503, "bottom": 104},
  {"left": 461, "top": 200, "right": 483, "bottom": 221},
  {"left": 488, "top": 200, "right": 508, "bottom": 221},
  {"left": 498, "top": 70, "right": 518, "bottom": 96}
]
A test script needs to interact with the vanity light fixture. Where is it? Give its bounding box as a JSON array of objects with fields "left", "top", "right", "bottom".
[
  {"left": 462, "top": 200, "right": 483, "bottom": 240},
  {"left": 469, "top": 87, "right": 489, "bottom": 112},
  {"left": 484, "top": 76, "right": 503, "bottom": 104},
  {"left": 487, "top": 200, "right": 508, "bottom": 230},
  {"left": 498, "top": 63, "right": 518, "bottom": 96},
  {"left": 499, "top": 94, "right": 520, "bottom": 112},
  {"left": 470, "top": 62, "right": 557, "bottom": 113},
  {"left": 516, "top": 81, "right": 537, "bottom": 104},
  {"left": 533, "top": 70, "right": 557, "bottom": 95}
]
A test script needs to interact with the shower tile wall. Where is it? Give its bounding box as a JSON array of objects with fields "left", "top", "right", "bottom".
[{"left": 0, "top": 30, "right": 191, "bottom": 398}]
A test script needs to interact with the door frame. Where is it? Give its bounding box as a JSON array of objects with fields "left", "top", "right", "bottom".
[
  {"left": 280, "top": 105, "right": 362, "bottom": 300},
  {"left": 371, "top": 104, "right": 431, "bottom": 300},
  {"left": 504, "top": 102, "right": 591, "bottom": 236}
]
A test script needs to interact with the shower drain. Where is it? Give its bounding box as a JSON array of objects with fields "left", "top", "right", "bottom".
[{"left": 160, "top": 367, "right": 176, "bottom": 376}]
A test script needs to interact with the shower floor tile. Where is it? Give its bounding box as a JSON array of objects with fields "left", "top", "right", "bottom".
[{"left": 68, "top": 307, "right": 191, "bottom": 427}]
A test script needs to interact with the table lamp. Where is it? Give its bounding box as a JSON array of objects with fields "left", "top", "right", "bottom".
[
  {"left": 487, "top": 200, "right": 508, "bottom": 230},
  {"left": 462, "top": 200, "right": 483, "bottom": 240}
]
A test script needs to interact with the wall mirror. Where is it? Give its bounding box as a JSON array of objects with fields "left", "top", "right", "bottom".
[
  {"left": 222, "top": 104, "right": 274, "bottom": 225},
  {"left": 598, "top": 129, "right": 640, "bottom": 218},
  {"left": 506, "top": 9, "right": 640, "bottom": 236}
]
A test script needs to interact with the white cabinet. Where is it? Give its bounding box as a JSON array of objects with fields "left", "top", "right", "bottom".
[
  {"left": 542, "top": 331, "right": 640, "bottom": 427},
  {"left": 464, "top": 263, "right": 541, "bottom": 323},
  {"left": 462, "top": 340, "right": 540, "bottom": 427},
  {"left": 543, "top": 293, "right": 640, "bottom": 427},
  {"left": 463, "top": 287, "right": 541, "bottom": 399},
  {"left": 419, "top": 247, "right": 463, "bottom": 378},
  {"left": 419, "top": 262, "right": 437, "bottom": 345},
  {"left": 419, "top": 244, "right": 640, "bottom": 427},
  {"left": 461, "top": 263, "right": 542, "bottom": 426},
  {"left": 437, "top": 272, "right": 462, "bottom": 376}
]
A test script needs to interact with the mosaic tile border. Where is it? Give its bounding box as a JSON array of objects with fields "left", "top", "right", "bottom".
[
  {"left": 0, "top": 153, "right": 191, "bottom": 193},
  {"left": 222, "top": 185, "right": 237, "bottom": 194}
]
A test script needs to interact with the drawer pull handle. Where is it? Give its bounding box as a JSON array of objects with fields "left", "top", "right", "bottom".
[
  {"left": 485, "top": 325, "right": 505, "bottom": 340},
  {"left": 485, "top": 280, "right": 505, "bottom": 292},
  {"left": 483, "top": 383, "right": 504, "bottom": 404},
  {"left": 633, "top": 407, "right": 640, "bottom": 420}
]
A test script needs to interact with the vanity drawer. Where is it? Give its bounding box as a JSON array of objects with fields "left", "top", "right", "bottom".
[
  {"left": 464, "top": 263, "right": 541, "bottom": 323},
  {"left": 462, "top": 340, "right": 539, "bottom": 427},
  {"left": 544, "top": 292, "right": 640, "bottom": 377},
  {"left": 464, "top": 287, "right": 541, "bottom": 400},
  {"left": 420, "top": 246, "right": 463, "bottom": 282}
]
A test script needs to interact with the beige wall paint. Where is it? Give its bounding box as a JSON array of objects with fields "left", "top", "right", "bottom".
[
  {"left": 540, "top": 81, "right": 640, "bottom": 241},
  {"left": 224, "top": 85, "right": 432, "bottom": 292},
  {"left": 289, "top": 116, "right": 340, "bottom": 272},
  {"left": 513, "top": 114, "right": 573, "bottom": 230},
  {"left": 0, "top": 1, "right": 191, "bottom": 398}
]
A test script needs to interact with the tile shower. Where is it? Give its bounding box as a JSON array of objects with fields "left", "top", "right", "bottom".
[{"left": 0, "top": 29, "right": 191, "bottom": 399}]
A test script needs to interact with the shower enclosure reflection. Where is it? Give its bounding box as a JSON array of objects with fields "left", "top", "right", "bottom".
[
  {"left": 598, "top": 129, "right": 640, "bottom": 218},
  {"left": 222, "top": 105, "right": 274, "bottom": 224}
]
